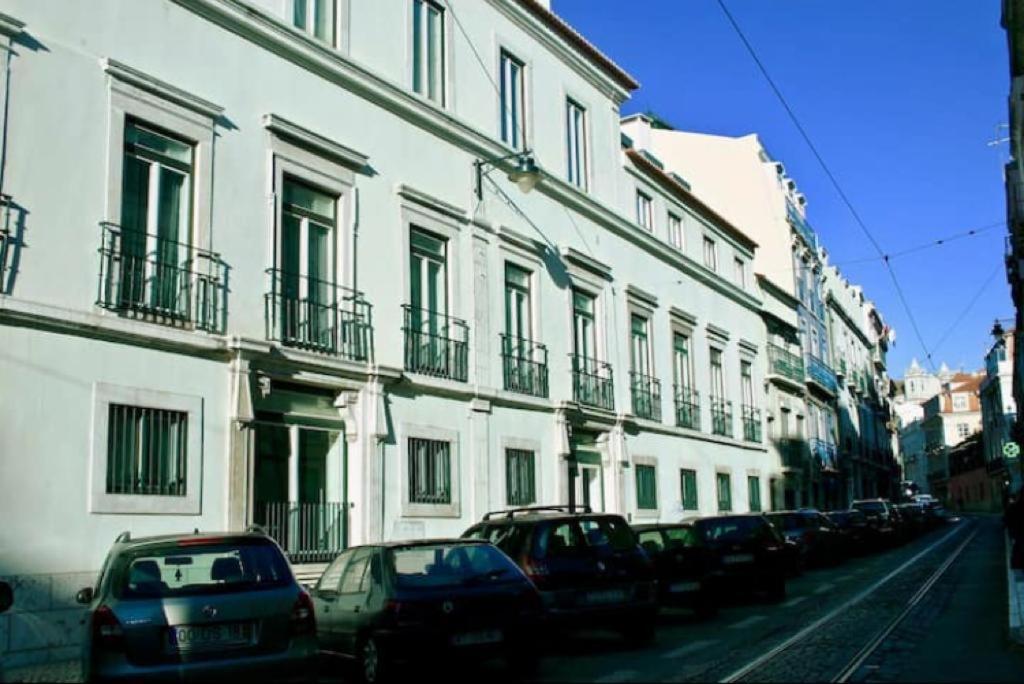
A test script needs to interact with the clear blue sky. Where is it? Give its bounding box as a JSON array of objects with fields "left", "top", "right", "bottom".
[{"left": 554, "top": 0, "right": 1012, "bottom": 377}]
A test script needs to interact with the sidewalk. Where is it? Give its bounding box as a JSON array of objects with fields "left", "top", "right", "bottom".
[
  {"left": 1008, "top": 531, "right": 1024, "bottom": 645},
  {"left": 1, "top": 659, "right": 81, "bottom": 684}
]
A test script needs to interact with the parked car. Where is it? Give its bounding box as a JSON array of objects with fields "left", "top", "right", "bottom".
[
  {"left": 632, "top": 523, "right": 721, "bottom": 618},
  {"left": 825, "top": 510, "right": 870, "bottom": 556},
  {"left": 765, "top": 510, "right": 844, "bottom": 567},
  {"left": 462, "top": 506, "right": 657, "bottom": 645},
  {"left": 691, "top": 514, "right": 787, "bottom": 601},
  {"left": 851, "top": 499, "right": 898, "bottom": 548},
  {"left": 896, "top": 503, "right": 927, "bottom": 536},
  {"left": 76, "top": 530, "right": 318, "bottom": 683},
  {"left": 314, "top": 539, "right": 542, "bottom": 683}
]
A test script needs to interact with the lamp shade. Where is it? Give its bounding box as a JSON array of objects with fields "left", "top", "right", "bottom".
[{"left": 508, "top": 154, "right": 541, "bottom": 194}]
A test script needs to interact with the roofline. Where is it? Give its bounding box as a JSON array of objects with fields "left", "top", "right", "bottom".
[
  {"left": 514, "top": 0, "right": 640, "bottom": 91},
  {"left": 626, "top": 149, "right": 759, "bottom": 251}
]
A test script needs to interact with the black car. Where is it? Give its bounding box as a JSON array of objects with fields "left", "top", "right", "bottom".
[
  {"left": 766, "top": 510, "right": 844, "bottom": 567},
  {"left": 463, "top": 506, "right": 657, "bottom": 644},
  {"left": 314, "top": 539, "right": 543, "bottom": 683},
  {"left": 825, "top": 510, "right": 870, "bottom": 555},
  {"left": 851, "top": 499, "right": 898, "bottom": 548},
  {"left": 632, "top": 523, "right": 721, "bottom": 618},
  {"left": 896, "top": 503, "right": 927, "bottom": 537},
  {"left": 692, "top": 515, "right": 787, "bottom": 601}
]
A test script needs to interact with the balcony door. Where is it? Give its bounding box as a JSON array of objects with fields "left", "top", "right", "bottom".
[
  {"left": 504, "top": 263, "right": 532, "bottom": 353},
  {"left": 409, "top": 227, "right": 449, "bottom": 370},
  {"left": 119, "top": 120, "right": 194, "bottom": 313},
  {"left": 572, "top": 289, "right": 597, "bottom": 367}
]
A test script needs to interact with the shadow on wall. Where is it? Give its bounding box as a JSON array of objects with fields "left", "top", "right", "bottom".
[{"left": 0, "top": 571, "right": 93, "bottom": 673}]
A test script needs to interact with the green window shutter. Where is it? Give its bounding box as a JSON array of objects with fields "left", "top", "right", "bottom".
[
  {"left": 681, "top": 469, "right": 698, "bottom": 510},
  {"left": 636, "top": 464, "right": 657, "bottom": 510},
  {"left": 748, "top": 476, "right": 761, "bottom": 512},
  {"left": 506, "top": 449, "right": 535, "bottom": 506},
  {"left": 717, "top": 473, "right": 732, "bottom": 512}
]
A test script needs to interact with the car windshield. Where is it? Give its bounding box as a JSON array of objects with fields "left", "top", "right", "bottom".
[
  {"left": 114, "top": 539, "right": 292, "bottom": 599},
  {"left": 697, "top": 516, "right": 775, "bottom": 544},
  {"left": 389, "top": 543, "right": 520, "bottom": 589}
]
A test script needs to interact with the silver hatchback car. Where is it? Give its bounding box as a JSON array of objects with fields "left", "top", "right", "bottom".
[{"left": 76, "top": 531, "right": 317, "bottom": 683}]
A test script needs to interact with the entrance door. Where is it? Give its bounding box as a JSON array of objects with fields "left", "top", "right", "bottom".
[{"left": 574, "top": 450, "right": 604, "bottom": 513}]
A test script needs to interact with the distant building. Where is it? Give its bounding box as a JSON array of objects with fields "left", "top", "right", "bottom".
[
  {"left": 980, "top": 323, "right": 1018, "bottom": 501},
  {"left": 921, "top": 372, "right": 986, "bottom": 504}
]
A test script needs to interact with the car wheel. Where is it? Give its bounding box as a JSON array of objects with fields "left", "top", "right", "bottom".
[{"left": 358, "top": 636, "right": 386, "bottom": 684}]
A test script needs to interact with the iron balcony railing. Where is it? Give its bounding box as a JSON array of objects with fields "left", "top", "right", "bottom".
[
  {"left": 767, "top": 343, "right": 805, "bottom": 383},
  {"left": 776, "top": 438, "right": 809, "bottom": 470},
  {"left": 810, "top": 438, "right": 839, "bottom": 471},
  {"left": 501, "top": 334, "right": 549, "bottom": 398},
  {"left": 710, "top": 397, "right": 733, "bottom": 437},
  {"left": 96, "top": 222, "right": 227, "bottom": 332},
  {"left": 805, "top": 354, "right": 838, "bottom": 394},
  {"left": 265, "top": 269, "right": 372, "bottom": 361},
  {"left": 742, "top": 405, "right": 763, "bottom": 443},
  {"left": 402, "top": 305, "right": 469, "bottom": 382},
  {"left": 630, "top": 371, "right": 662, "bottom": 421},
  {"left": 254, "top": 500, "right": 346, "bottom": 564},
  {"left": 571, "top": 354, "right": 614, "bottom": 411},
  {"left": 786, "top": 199, "right": 817, "bottom": 249},
  {"left": 0, "top": 195, "right": 14, "bottom": 294},
  {"left": 674, "top": 385, "right": 700, "bottom": 430}
]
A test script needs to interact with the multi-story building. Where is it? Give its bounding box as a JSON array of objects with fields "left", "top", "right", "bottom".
[
  {"left": 980, "top": 322, "right": 1019, "bottom": 500},
  {"left": 899, "top": 418, "right": 929, "bottom": 495},
  {"left": 617, "top": 118, "right": 872, "bottom": 510},
  {"left": 922, "top": 373, "right": 985, "bottom": 503},
  {"left": 0, "top": 0, "right": 780, "bottom": 666}
]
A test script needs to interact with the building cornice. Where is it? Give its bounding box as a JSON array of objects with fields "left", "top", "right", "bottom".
[
  {"left": 397, "top": 184, "right": 470, "bottom": 223},
  {"left": 103, "top": 58, "right": 224, "bottom": 120},
  {"left": 0, "top": 12, "right": 25, "bottom": 39},
  {"left": 263, "top": 113, "right": 370, "bottom": 172}
]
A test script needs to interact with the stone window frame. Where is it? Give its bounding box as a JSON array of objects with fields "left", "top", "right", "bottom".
[
  {"left": 399, "top": 422, "right": 461, "bottom": 518},
  {"left": 632, "top": 455, "right": 659, "bottom": 518}
]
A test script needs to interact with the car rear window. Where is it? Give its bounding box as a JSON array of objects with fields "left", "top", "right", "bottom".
[
  {"left": 388, "top": 543, "right": 521, "bottom": 589},
  {"left": 767, "top": 514, "right": 803, "bottom": 531},
  {"left": 853, "top": 501, "right": 886, "bottom": 513},
  {"left": 697, "top": 516, "right": 776, "bottom": 544},
  {"left": 114, "top": 539, "right": 292, "bottom": 599},
  {"left": 534, "top": 516, "right": 638, "bottom": 557},
  {"left": 663, "top": 526, "right": 701, "bottom": 548}
]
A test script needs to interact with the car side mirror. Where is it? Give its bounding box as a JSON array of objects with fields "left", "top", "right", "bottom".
[
  {"left": 0, "top": 581, "right": 12, "bottom": 613},
  {"left": 75, "top": 587, "right": 94, "bottom": 605}
]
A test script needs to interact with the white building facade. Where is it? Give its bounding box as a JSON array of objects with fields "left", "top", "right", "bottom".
[{"left": 0, "top": 0, "right": 780, "bottom": 667}]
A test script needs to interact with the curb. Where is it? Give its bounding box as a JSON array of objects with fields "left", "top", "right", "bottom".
[{"left": 1007, "top": 531, "right": 1024, "bottom": 645}]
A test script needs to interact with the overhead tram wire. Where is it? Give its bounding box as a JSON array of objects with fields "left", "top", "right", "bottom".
[
  {"left": 716, "top": 0, "right": 939, "bottom": 372},
  {"left": 927, "top": 263, "right": 1003, "bottom": 358}
]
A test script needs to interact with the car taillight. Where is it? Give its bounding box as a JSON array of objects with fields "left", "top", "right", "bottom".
[
  {"left": 522, "top": 559, "right": 550, "bottom": 586},
  {"left": 290, "top": 591, "right": 315, "bottom": 636},
  {"left": 92, "top": 605, "right": 124, "bottom": 647}
]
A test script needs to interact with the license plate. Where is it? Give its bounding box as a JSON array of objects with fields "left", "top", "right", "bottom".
[
  {"left": 451, "top": 629, "right": 503, "bottom": 646},
  {"left": 670, "top": 581, "right": 701, "bottom": 593},
  {"left": 583, "top": 589, "right": 627, "bottom": 605},
  {"left": 167, "top": 622, "right": 253, "bottom": 652},
  {"left": 722, "top": 553, "right": 755, "bottom": 565}
]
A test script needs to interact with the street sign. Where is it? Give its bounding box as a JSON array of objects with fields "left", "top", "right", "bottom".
[{"left": 1004, "top": 441, "right": 1021, "bottom": 459}]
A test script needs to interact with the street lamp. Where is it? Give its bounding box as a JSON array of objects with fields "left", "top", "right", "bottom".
[{"left": 474, "top": 150, "right": 541, "bottom": 200}]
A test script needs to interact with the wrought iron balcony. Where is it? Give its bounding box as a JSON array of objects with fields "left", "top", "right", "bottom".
[
  {"left": 96, "top": 222, "right": 227, "bottom": 332},
  {"left": 742, "top": 405, "right": 763, "bottom": 443},
  {"left": 810, "top": 438, "right": 839, "bottom": 471},
  {"left": 501, "top": 334, "right": 549, "bottom": 398},
  {"left": 768, "top": 343, "right": 805, "bottom": 383},
  {"left": 786, "top": 199, "right": 817, "bottom": 249},
  {"left": 402, "top": 305, "right": 469, "bottom": 382},
  {"left": 253, "top": 500, "right": 346, "bottom": 564},
  {"left": 710, "top": 397, "right": 733, "bottom": 437},
  {"left": 674, "top": 385, "right": 700, "bottom": 430},
  {"left": 805, "top": 354, "right": 838, "bottom": 394},
  {"left": 776, "top": 438, "right": 809, "bottom": 470},
  {"left": 571, "top": 354, "right": 614, "bottom": 411},
  {"left": 630, "top": 371, "right": 662, "bottom": 421},
  {"left": 0, "top": 195, "right": 14, "bottom": 294},
  {"left": 265, "top": 269, "right": 372, "bottom": 360}
]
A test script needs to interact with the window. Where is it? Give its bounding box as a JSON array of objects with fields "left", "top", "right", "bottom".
[
  {"left": 409, "top": 227, "right": 447, "bottom": 318},
  {"left": 412, "top": 0, "right": 446, "bottom": 105},
  {"left": 504, "top": 263, "right": 532, "bottom": 343},
  {"left": 952, "top": 394, "right": 969, "bottom": 411},
  {"left": 106, "top": 404, "right": 188, "bottom": 497},
  {"left": 710, "top": 348, "right": 725, "bottom": 400},
  {"left": 119, "top": 120, "right": 194, "bottom": 313},
  {"left": 506, "top": 448, "right": 536, "bottom": 506},
  {"left": 293, "top": 0, "right": 336, "bottom": 44},
  {"left": 680, "top": 468, "right": 698, "bottom": 510},
  {"left": 703, "top": 236, "right": 717, "bottom": 271},
  {"left": 635, "top": 464, "right": 657, "bottom": 510},
  {"left": 734, "top": 258, "right": 747, "bottom": 289},
  {"left": 408, "top": 437, "right": 451, "bottom": 504},
  {"left": 957, "top": 423, "right": 971, "bottom": 439},
  {"left": 636, "top": 190, "right": 653, "bottom": 230},
  {"left": 741, "top": 361, "right": 754, "bottom": 408},
  {"left": 748, "top": 476, "right": 761, "bottom": 512},
  {"left": 499, "top": 50, "right": 526, "bottom": 150},
  {"left": 566, "top": 98, "right": 588, "bottom": 190},
  {"left": 673, "top": 332, "right": 692, "bottom": 389},
  {"left": 572, "top": 289, "right": 597, "bottom": 362},
  {"left": 668, "top": 213, "right": 683, "bottom": 249},
  {"left": 716, "top": 473, "right": 732, "bottom": 512},
  {"left": 630, "top": 314, "right": 652, "bottom": 377},
  {"left": 339, "top": 548, "right": 372, "bottom": 594}
]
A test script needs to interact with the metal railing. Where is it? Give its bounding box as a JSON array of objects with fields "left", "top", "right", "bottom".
[
  {"left": 776, "top": 438, "right": 809, "bottom": 470},
  {"left": 805, "top": 354, "right": 838, "bottom": 394},
  {"left": 742, "top": 405, "right": 762, "bottom": 443},
  {"left": 630, "top": 371, "right": 662, "bottom": 421},
  {"left": 674, "top": 385, "right": 700, "bottom": 430},
  {"left": 254, "top": 500, "right": 347, "bottom": 564},
  {"left": 786, "top": 199, "right": 817, "bottom": 248},
  {"left": 768, "top": 343, "right": 805, "bottom": 383},
  {"left": 500, "top": 334, "right": 549, "bottom": 398},
  {"left": 265, "top": 269, "right": 372, "bottom": 360},
  {"left": 402, "top": 305, "right": 469, "bottom": 382},
  {"left": 710, "top": 397, "right": 733, "bottom": 437},
  {"left": 96, "top": 222, "right": 227, "bottom": 332},
  {"left": 810, "top": 438, "right": 838, "bottom": 471},
  {"left": 0, "top": 195, "right": 14, "bottom": 294},
  {"left": 571, "top": 354, "right": 614, "bottom": 411}
]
